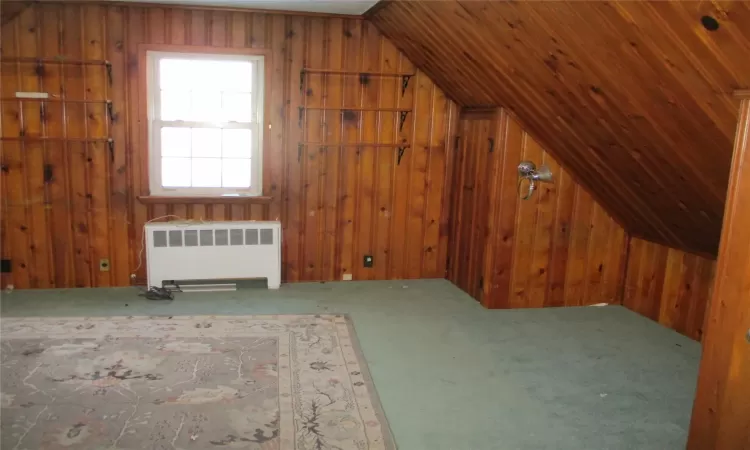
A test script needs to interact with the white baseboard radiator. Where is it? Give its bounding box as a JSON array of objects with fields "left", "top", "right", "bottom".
[{"left": 145, "top": 220, "right": 281, "bottom": 290}]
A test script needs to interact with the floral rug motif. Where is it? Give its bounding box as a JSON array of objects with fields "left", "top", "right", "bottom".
[{"left": 0, "top": 315, "right": 395, "bottom": 449}]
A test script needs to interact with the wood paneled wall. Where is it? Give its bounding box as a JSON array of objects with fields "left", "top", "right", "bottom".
[
  {"left": 448, "top": 108, "right": 627, "bottom": 309},
  {"left": 622, "top": 238, "right": 716, "bottom": 341},
  {"left": 0, "top": 2, "right": 457, "bottom": 288}
]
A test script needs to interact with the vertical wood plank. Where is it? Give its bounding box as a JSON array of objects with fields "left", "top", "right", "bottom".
[
  {"left": 526, "top": 142, "right": 555, "bottom": 308},
  {"left": 63, "top": 4, "right": 93, "bottom": 287},
  {"left": 83, "top": 4, "right": 112, "bottom": 287},
  {"left": 39, "top": 5, "right": 73, "bottom": 287},
  {"left": 487, "top": 111, "right": 521, "bottom": 308},
  {"left": 319, "top": 17, "right": 343, "bottom": 281},
  {"left": 302, "top": 17, "right": 324, "bottom": 280},
  {"left": 688, "top": 97, "right": 750, "bottom": 449},
  {"left": 127, "top": 6, "right": 148, "bottom": 282},
  {"left": 284, "top": 16, "right": 304, "bottom": 282},
  {"left": 405, "top": 70, "right": 431, "bottom": 280},
  {"left": 168, "top": 8, "right": 186, "bottom": 45},
  {"left": 510, "top": 126, "right": 542, "bottom": 308},
  {"left": 337, "top": 18, "right": 360, "bottom": 279},
  {"left": 107, "top": 5, "right": 131, "bottom": 286},
  {"left": 423, "top": 82, "right": 448, "bottom": 278},
  {"left": 436, "top": 101, "right": 459, "bottom": 280},
  {"left": 19, "top": 6, "right": 53, "bottom": 288},
  {"left": 545, "top": 164, "right": 575, "bottom": 307},
  {"left": 266, "top": 14, "right": 286, "bottom": 225},
  {"left": 372, "top": 36, "right": 399, "bottom": 281},
  {"left": 355, "top": 21, "right": 380, "bottom": 280}
]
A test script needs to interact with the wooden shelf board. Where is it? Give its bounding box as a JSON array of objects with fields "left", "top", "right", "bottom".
[
  {"left": 302, "top": 68, "right": 414, "bottom": 76},
  {"left": 299, "top": 142, "right": 410, "bottom": 148},
  {"left": 303, "top": 107, "right": 412, "bottom": 112},
  {"left": 0, "top": 98, "right": 111, "bottom": 104},
  {"left": 0, "top": 57, "right": 109, "bottom": 66}
]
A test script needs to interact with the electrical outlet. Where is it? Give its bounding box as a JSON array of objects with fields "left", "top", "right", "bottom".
[
  {"left": 99, "top": 258, "right": 110, "bottom": 272},
  {"left": 1, "top": 259, "right": 10, "bottom": 273},
  {"left": 363, "top": 255, "right": 373, "bottom": 268},
  {"left": 342, "top": 273, "right": 353, "bottom": 281}
]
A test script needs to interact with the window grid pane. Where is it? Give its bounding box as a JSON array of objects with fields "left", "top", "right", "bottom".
[{"left": 154, "top": 54, "right": 260, "bottom": 192}]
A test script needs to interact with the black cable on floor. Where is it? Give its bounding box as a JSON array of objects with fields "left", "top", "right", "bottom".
[{"left": 138, "top": 286, "right": 175, "bottom": 301}]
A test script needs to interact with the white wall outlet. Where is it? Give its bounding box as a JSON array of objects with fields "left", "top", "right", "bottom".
[{"left": 342, "top": 273, "right": 353, "bottom": 281}]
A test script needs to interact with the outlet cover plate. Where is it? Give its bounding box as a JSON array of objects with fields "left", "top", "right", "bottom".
[{"left": 99, "top": 258, "right": 110, "bottom": 272}]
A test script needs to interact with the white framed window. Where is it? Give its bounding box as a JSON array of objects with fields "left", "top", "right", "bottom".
[{"left": 146, "top": 51, "right": 264, "bottom": 196}]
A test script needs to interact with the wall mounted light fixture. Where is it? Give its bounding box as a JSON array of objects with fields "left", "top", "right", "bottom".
[{"left": 517, "top": 161, "right": 553, "bottom": 200}]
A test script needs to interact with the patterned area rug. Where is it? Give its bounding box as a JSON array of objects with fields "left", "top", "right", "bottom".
[{"left": 0, "top": 315, "right": 395, "bottom": 449}]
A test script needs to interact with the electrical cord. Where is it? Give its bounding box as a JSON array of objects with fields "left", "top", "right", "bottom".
[
  {"left": 131, "top": 215, "right": 207, "bottom": 280},
  {"left": 138, "top": 286, "right": 175, "bottom": 301}
]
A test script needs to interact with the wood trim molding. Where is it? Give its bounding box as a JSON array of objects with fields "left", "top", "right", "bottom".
[
  {"left": 138, "top": 196, "right": 273, "bottom": 205},
  {"left": 0, "top": 0, "right": 365, "bottom": 19},
  {"left": 734, "top": 89, "right": 750, "bottom": 99},
  {"left": 363, "top": 0, "right": 389, "bottom": 19},
  {"left": 687, "top": 97, "right": 750, "bottom": 449}
]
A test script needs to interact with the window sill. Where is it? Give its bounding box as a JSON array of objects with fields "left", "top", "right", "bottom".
[{"left": 137, "top": 195, "right": 273, "bottom": 205}]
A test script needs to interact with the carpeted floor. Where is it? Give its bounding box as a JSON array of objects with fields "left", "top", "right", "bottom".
[
  {"left": 0, "top": 279, "right": 702, "bottom": 449},
  {"left": 1, "top": 314, "right": 393, "bottom": 450}
]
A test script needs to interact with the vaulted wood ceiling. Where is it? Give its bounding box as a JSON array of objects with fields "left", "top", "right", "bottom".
[{"left": 368, "top": 0, "right": 750, "bottom": 256}]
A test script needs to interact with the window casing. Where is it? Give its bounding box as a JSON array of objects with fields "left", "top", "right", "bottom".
[{"left": 146, "top": 51, "right": 264, "bottom": 196}]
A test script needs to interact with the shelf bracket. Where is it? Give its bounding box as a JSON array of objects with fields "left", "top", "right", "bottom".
[
  {"left": 298, "top": 106, "right": 305, "bottom": 128},
  {"left": 401, "top": 75, "right": 412, "bottom": 97},
  {"left": 107, "top": 139, "right": 115, "bottom": 162},
  {"left": 299, "top": 69, "right": 305, "bottom": 94},
  {"left": 298, "top": 143, "right": 303, "bottom": 162},
  {"left": 399, "top": 111, "right": 409, "bottom": 132},
  {"left": 105, "top": 61, "right": 113, "bottom": 86},
  {"left": 397, "top": 146, "right": 407, "bottom": 165},
  {"left": 106, "top": 101, "right": 117, "bottom": 122}
]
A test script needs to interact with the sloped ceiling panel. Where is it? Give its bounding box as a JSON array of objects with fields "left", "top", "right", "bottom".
[{"left": 368, "top": 0, "right": 750, "bottom": 256}]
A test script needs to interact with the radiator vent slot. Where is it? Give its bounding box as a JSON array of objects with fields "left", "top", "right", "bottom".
[
  {"left": 185, "top": 230, "right": 198, "bottom": 246},
  {"left": 260, "top": 229, "right": 273, "bottom": 245},
  {"left": 215, "top": 229, "right": 229, "bottom": 246},
  {"left": 200, "top": 229, "right": 213, "bottom": 246},
  {"left": 230, "top": 229, "right": 243, "bottom": 246},
  {"left": 169, "top": 230, "right": 183, "bottom": 247},
  {"left": 246, "top": 229, "right": 259, "bottom": 245},
  {"left": 153, "top": 230, "right": 167, "bottom": 247}
]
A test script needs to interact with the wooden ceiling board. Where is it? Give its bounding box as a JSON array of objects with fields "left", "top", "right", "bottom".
[{"left": 368, "top": 0, "right": 750, "bottom": 255}]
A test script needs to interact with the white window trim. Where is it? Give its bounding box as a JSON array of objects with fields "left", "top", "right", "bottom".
[{"left": 146, "top": 51, "right": 265, "bottom": 197}]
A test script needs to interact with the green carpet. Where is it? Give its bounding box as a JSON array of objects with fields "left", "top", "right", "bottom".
[{"left": 1, "top": 279, "right": 700, "bottom": 449}]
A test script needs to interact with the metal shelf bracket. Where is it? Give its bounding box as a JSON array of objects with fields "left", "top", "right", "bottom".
[
  {"left": 399, "top": 111, "right": 409, "bottom": 132},
  {"left": 397, "top": 146, "right": 407, "bottom": 165},
  {"left": 401, "top": 75, "right": 412, "bottom": 97}
]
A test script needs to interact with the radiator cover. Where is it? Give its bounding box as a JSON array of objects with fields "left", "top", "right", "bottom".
[{"left": 145, "top": 220, "right": 281, "bottom": 289}]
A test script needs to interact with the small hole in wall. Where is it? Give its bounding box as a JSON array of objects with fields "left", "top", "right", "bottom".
[{"left": 701, "top": 15, "right": 720, "bottom": 31}]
